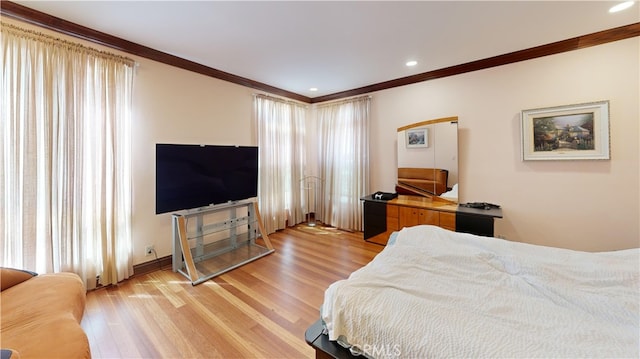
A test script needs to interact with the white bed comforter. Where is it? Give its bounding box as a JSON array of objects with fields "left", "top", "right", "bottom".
[{"left": 322, "top": 225, "right": 639, "bottom": 358}]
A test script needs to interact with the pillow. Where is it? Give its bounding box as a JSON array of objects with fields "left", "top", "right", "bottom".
[
  {"left": 0, "top": 268, "right": 37, "bottom": 291},
  {"left": 1, "top": 349, "right": 20, "bottom": 359}
]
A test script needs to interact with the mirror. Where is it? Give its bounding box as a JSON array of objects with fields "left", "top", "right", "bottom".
[{"left": 396, "top": 117, "right": 458, "bottom": 203}]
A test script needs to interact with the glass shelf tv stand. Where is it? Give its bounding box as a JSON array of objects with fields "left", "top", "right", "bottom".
[{"left": 172, "top": 199, "right": 274, "bottom": 285}]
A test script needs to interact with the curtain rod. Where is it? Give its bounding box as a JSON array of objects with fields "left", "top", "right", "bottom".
[
  {"left": 253, "top": 93, "right": 309, "bottom": 108},
  {"left": 255, "top": 93, "right": 372, "bottom": 108},
  {"left": 1, "top": 21, "right": 136, "bottom": 67},
  {"left": 316, "top": 95, "right": 372, "bottom": 108}
]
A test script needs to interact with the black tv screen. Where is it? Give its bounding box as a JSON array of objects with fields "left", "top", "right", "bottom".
[{"left": 155, "top": 144, "right": 259, "bottom": 214}]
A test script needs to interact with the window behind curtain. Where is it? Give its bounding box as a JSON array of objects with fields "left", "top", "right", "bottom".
[
  {"left": 254, "top": 94, "right": 307, "bottom": 234},
  {"left": 317, "top": 96, "right": 370, "bottom": 231},
  {"left": 1, "top": 22, "right": 134, "bottom": 289}
]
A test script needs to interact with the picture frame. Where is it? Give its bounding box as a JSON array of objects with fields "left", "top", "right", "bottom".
[
  {"left": 521, "top": 101, "right": 610, "bottom": 161},
  {"left": 406, "top": 128, "right": 428, "bottom": 148}
]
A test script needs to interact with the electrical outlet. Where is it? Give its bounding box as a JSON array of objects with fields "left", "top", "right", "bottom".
[{"left": 145, "top": 245, "right": 154, "bottom": 256}]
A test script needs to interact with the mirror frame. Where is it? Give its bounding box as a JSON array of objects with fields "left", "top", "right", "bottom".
[{"left": 396, "top": 116, "right": 458, "bottom": 203}]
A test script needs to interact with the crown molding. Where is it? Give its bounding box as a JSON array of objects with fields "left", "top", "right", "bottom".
[
  {"left": 0, "top": 1, "right": 311, "bottom": 103},
  {"left": 310, "top": 22, "right": 640, "bottom": 103},
  {"left": 2, "top": 1, "right": 638, "bottom": 104}
]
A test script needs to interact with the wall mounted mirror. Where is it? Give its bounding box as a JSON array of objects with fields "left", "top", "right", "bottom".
[{"left": 396, "top": 117, "right": 458, "bottom": 202}]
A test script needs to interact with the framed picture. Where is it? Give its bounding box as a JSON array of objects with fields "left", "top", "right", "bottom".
[
  {"left": 521, "top": 101, "right": 610, "bottom": 161},
  {"left": 406, "top": 128, "right": 428, "bottom": 148}
]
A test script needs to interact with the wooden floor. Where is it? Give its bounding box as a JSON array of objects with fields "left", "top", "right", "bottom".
[{"left": 81, "top": 225, "right": 383, "bottom": 358}]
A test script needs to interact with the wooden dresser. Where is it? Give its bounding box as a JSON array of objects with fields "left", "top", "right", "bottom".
[{"left": 362, "top": 194, "right": 502, "bottom": 245}]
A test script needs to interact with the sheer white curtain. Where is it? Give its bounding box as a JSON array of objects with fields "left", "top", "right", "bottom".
[
  {"left": 317, "top": 96, "right": 370, "bottom": 231},
  {"left": 1, "top": 23, "right": 134, "bottom": 289},
  {"left": 254, "top": 94, "right": 307, "bottom": 234}
]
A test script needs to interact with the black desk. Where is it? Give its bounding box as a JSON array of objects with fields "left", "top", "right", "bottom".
[{"left": 455, "top": 205, "right": 503, "bottom": 237}]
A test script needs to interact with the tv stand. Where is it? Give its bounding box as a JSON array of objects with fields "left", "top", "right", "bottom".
[{"left": 172, "top": 199, "right": 274, "bottom": 285}]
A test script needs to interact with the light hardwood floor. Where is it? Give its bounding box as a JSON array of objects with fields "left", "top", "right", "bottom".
[{"left": 81, "top": 225, "right": 383, "bottom": 358}]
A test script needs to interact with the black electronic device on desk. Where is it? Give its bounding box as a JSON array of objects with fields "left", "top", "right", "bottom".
[
  {"left": 371, "top": 191, "right": 398, "bottom": 201},
  {"left": 462, "top": 202, "right": 500, "bottom": 210}
]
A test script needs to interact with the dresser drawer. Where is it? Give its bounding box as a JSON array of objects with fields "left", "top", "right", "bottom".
[
  {"left": 439, "top": 212, "right": 456, "bottom": 231},
  {"left": 387, "top": 216, "right": 399, "bottom": 232},
  {"left": 419, "top": 209, "right": 439, "bottom": 225},
  {"left": 386, "top": 204, "right": 399, "bottom": 218}
]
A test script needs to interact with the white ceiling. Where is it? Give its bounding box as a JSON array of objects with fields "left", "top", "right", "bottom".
[{"left": 13, "top": 1, "right": 640, "bottom": 98}]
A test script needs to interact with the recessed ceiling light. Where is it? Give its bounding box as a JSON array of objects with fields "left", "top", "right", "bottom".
[
  {"left": 609, "top": 1, "right": 634, "bottom": 13},
  {"left": 406, "top": 60, "right": 418, "bottom": 67},
  {"left": 309, "top": 87, "right": 318, "bottom": 92}
]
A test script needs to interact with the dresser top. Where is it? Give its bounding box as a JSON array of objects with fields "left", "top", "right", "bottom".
[{"left": 362, "top": 194, "right": 503, "bottom": 218}]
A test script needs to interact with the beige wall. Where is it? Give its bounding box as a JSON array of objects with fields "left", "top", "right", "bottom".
[
  {"left": 5, "top": 16, "right": 638, "bottom": 266},
  {"left": 131, "top": 60, "right": 260, "bottom": 265},
  {"left": 368, "top": 38, "right": 639, "bottom": 251}
]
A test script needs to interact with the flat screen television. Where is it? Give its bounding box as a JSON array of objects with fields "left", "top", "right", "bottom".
[{"left": 155, "top": 144, "right": 259, "bottom": 214}]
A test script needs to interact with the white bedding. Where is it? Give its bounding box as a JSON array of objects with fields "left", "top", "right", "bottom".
[{"left": 321, "top": 225, "right": 639, "bottom": 358}]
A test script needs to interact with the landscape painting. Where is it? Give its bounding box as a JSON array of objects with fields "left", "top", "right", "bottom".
[
  {"left": 406, "top": 128, "right": 428, "bottom": 148},
  {"left": 521, "top": 101, "right": 610, "bottom": 160},
  {"left": 533, "top": 112, "right": 594, "bottom": 152}
]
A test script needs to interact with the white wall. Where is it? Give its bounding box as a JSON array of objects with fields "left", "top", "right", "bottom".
[
  {"left": 6, "top": 16, "right": 638, "bottom": 266},
  {"left": 369, "top": 38, "right": 639, "bottom": 251}
]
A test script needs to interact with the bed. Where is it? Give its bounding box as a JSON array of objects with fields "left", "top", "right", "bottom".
[{"left": 307, "top": 225, "right": 639, "bottom": 358}]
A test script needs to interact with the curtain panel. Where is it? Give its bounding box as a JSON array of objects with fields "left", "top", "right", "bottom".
[
  {"left": 317, "top": 96, "right": 371, "bottom": 231},
  {"left": 1, "top": 22, "right": 135, "bottom": 289},
  {"left": 254, "top": 94, "right": 307, "bottom": 234}
]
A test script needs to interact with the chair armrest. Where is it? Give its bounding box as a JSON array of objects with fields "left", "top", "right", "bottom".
[{"left": 1, "top": 267, "right": 37, "bottom": 291}]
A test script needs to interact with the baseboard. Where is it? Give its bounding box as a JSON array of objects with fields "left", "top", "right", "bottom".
[{"left": 133, "top": 255, "right": 172, "bottom": 277}]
